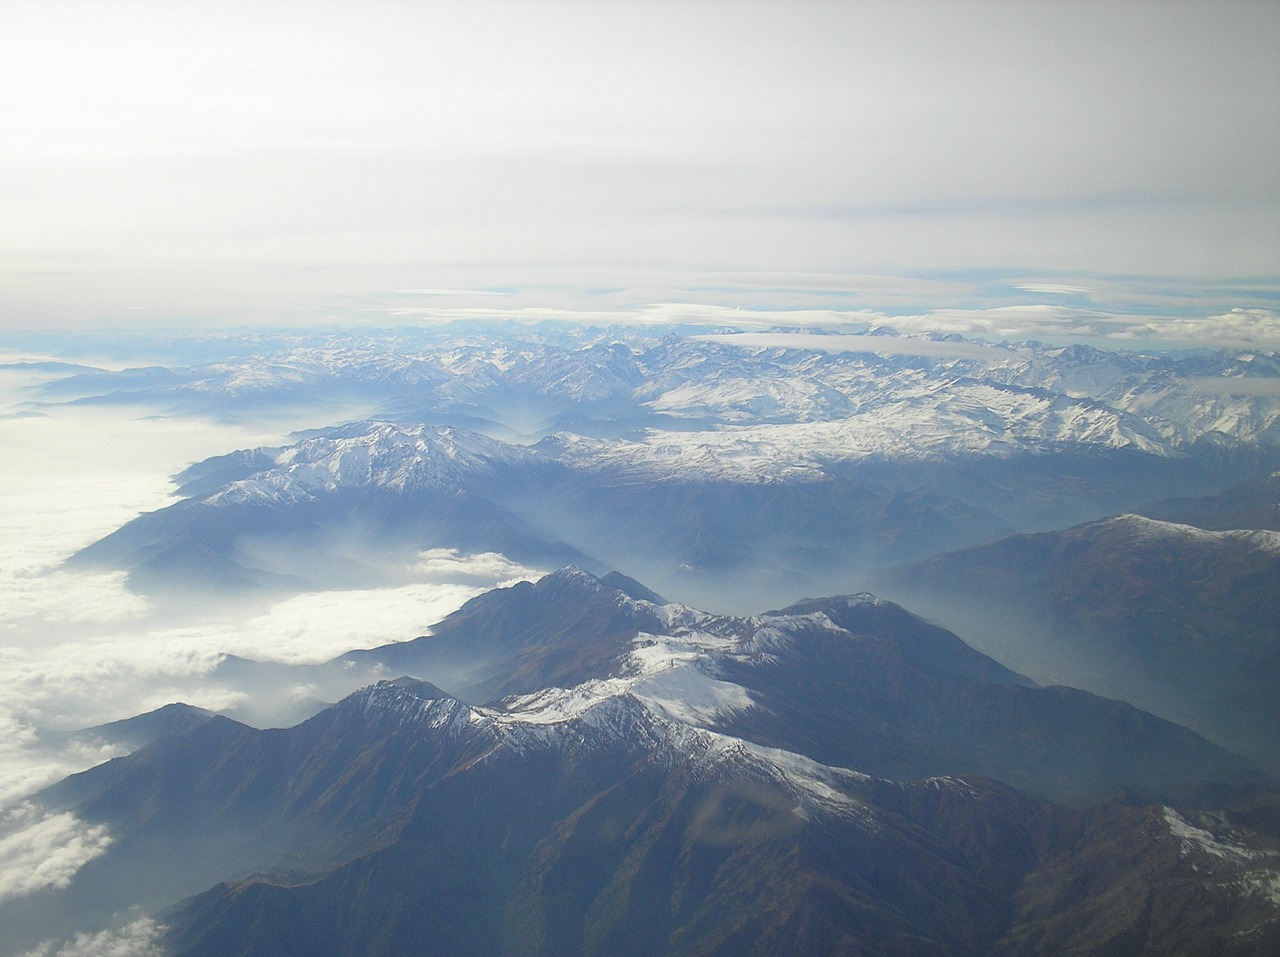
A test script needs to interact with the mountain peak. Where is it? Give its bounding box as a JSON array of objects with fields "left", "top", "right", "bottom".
[
  {"left": 541, "top": 565, "right": 602, "bottom": 587},
  {"left": 338, "top": 678, "right": 478, "bottom": 736},
  {"left": 383, "top": 676, "right": 455, "bottom": 700}
]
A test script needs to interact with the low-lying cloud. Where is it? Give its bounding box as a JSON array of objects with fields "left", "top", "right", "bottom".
[
  {"left": 214, "top": 561, "right": 539, "bottom": 665},
  {"left": 379, "top": 297, "right": 1280, "bottom": 352},
  {"left": 0, "top": 710, "right": 128, "bottom": 811},
  {"left": 0, "top": 380, "right": 546, "bottom": 819},
  {"left": 0, "top": 570, "right": 147, "bottom": 636},
  {"left": 18, "top": 915, "right": 165, "bottom": 957},
  {"left": 0, "top": 805, "right": 111, "bottom": 903},
  {"left": 0, "top": 559, "right": 542, "bottom": 802},
  {"left": 694, "top": 332, "right": 1010, "bottom": 360},
  {"left": 887, "top": 305, "right": 1280, "bottom": 351}
]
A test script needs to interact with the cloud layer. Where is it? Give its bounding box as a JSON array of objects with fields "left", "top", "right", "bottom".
[{"left": 2, "top": 1, "right": 1276, "bottom": 327}]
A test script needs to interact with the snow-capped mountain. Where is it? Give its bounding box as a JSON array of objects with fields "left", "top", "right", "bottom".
[
  {"left": 203, "top": 422, "right": 547, "bottom": 507},
  {"left": 539, "top": 378, "right": 1176, "bottom": 482},
  {"left": 68, "top": 423, "right": 584, "bottom": 594},
  {"left": 327, "top": 567, "right": 1256, "bottom": 805},
  {"left": 42, "top": 327, "right": 1280, "bottom": 609},
  {"left": 8, "top": 568, "right": 1278, "bottom": 957},
  {"left": 68, "top": 401, "right": 1274, "bottom": 612},
  {"left": 42, "top": 326, "right": 1280, "bottom": 610},
  {"left": 32, "top": 325, "right": 1280, "bottom": 456}
]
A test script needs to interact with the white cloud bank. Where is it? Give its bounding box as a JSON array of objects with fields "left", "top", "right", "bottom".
[
  {"left": 881, "top": 306, "right": 1280, "bottom": 351},
  {"left": 399, "top": 299, "right": 1280, "bottom": 352},
  {"left": 693, "top": 332, "right": 1010, "bottom": 360}
]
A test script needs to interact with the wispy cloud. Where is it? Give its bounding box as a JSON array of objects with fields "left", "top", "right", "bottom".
[
  {"left": 1013, "top": 283, "right": 1094, "bottom": 296},
  {"left": 410, "top": 548, "right": 540, "bottom": 584},
  {"left": 374, "top": 296, "right": 1280, "bottom": 352},
  {"left": 18, "top": 915, "right": 165, "bottom": 957},
  {"left": 886, "top": 306, "right": 1280, "bottom": 351},
  {"left": 1121, "top": 309, "right": 1280, "bottom": 349},
  {"left": 0, "top": 804, "right": 111, "bottom": 902},
  {"left": 395, "top": 288, "right": 511, "bottom": 297}
]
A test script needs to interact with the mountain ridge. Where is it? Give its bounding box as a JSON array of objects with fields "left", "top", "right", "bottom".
[{"left": 9, "top": 566, "right": 1278, "bottom": 957}]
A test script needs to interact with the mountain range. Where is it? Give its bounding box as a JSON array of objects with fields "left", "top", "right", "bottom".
[
  {"left": 26, "top": 329, "right": 1280, "bottom": 458},
  {"left": 66, "top": 425, "right": 1276, "bottom": 615},
  {"left": 46, "top": 326, "right": 1280, "bottom": 610},
  {"left": 6, "top": 568, "right": 1279, "bottom": 957}
]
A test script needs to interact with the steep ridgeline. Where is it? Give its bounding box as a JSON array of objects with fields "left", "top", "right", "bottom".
[
  {"left": 884, "top": 503, "right": 1280, "bottom": 776},
  {"left": 11, "top": 569, "right": 1279, "bottom": 957}
]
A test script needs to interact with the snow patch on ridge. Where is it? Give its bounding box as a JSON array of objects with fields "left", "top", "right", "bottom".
[
  {"left": 1164, "top": 808, "right": 1263, "bottom": 866},
  {"left": 204, "top": 423, "right": 538, "bottom": 506},
  {"left": 1107, "top": 515, "right": 1280, "bottom": 555},
  {"left": 491, "top": 685, "right": 875, "bottom": 824},
  {"left": 697, "top": 735, "right": 875, "bottom": 821},
  {"left": 1163, "top": 807, "right": 1280, "bottom": 907},
  {"left": 627, "top": 633, "right": 754, "bottom": 725},
  {"left": 491, "top": 628, "right": 754, "bottom": 731}
]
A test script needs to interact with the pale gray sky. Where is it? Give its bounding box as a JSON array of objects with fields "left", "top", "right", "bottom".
[{"left": 2, "top": 0, "right": 1278, "bottom": 336}]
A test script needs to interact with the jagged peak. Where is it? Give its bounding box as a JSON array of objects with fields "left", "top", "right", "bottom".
[
  {"left": 351, "top": 676, "right": 461, "bottom": 704},
  {"left": 201, "top": 420, "right": 540, "bottom": 506},
  {"left": 536, "top": 565, "right": 672, "bottom": 608},
  {"left": 284, "top": 419, "right": 530, "bottom": 462}
]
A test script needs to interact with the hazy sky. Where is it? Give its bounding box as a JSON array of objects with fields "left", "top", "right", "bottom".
[{"left": 2, "top": 0, "right": 1278, "bottom": 337}]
